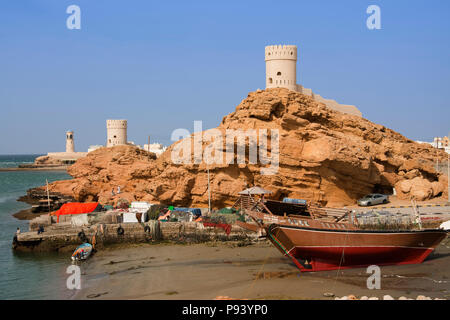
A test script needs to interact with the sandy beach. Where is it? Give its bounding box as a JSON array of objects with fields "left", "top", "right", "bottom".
[{"left": 73, "top": 237, "right": 450, "bottom": 300}]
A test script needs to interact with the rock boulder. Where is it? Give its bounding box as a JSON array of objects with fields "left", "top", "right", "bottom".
[{"left": 41, "top": 88, "right": 448, "bottom": 207}]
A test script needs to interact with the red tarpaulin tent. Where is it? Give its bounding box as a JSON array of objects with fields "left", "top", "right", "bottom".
[{"left": 53, "top": 202, "right": 100, "bottom": 222}]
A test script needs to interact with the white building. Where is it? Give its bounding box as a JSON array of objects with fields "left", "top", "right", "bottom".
[
  {"left": 142, "top": 143, "right": 167, "bottom": 157},
  {"left": 88, "top": 145, "right": 104, "bottom": 153},
  {"left": 416, "top": 137, "right": 450, "bottom": 155},
  {"left": 431, "top": 136, "right": 449, "bottom": 150}
]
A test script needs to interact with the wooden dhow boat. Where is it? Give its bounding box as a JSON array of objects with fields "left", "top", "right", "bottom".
[
  {"left": 234, "top": 187, "right": 448, "bottom": 272},
  {"left": 265, "top": 218, "right": 447, "bottom": 272}
]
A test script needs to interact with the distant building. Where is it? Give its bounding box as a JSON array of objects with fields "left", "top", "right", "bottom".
[
  {"left": 106, "top": 119, "right": 128, "bottom": 147},
  {"left": 88, "top": 145, "right": 103, "bottom": 153},
  {"left": 142, "top": 143, "right": 167, "bottom": 157},
  {"left": 66, "top": 131, "right": 75, "bottom": 153},
  {"left": 432, "top": 136, "right": 449, "bottom": 149},
  {"left": 416, "top": 136, "right": 450, "bottom": 154},
  {"left": 265, "top": 44, "right": 362, "bottom": 117},
  {"left": 38, "top": 120, "right": 168, "bottom": 165},
  {"left": 103, "top": 119, "right": 166, "bottom": 157},
  {"left": 38, "top": 131, "right": 87, "bottom": 165}
]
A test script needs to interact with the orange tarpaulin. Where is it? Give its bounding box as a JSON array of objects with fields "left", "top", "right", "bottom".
[{"left": 53, "top": 202, "right": 100, "bottom": 222}]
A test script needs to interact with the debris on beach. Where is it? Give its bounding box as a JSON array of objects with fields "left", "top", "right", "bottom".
[
  {"left": 214, "top": 296, "right": 248, "bottom": 300},
  {"left": 13, "top": 199, "right": 259, "bottom": 252}
]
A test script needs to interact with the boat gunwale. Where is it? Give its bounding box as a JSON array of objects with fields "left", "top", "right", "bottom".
[{"left": 270, "top": 223, "right": 449, "bottom": 235}]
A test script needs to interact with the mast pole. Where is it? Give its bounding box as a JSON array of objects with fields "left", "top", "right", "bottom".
[
  {"left": 207, "top": 165, "right": 211, "bottom": 214},
  {"left": 46, "top": 179, "right": 51, "bottom": 214}
]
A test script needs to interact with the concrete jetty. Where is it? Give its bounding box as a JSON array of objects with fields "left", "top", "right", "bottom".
[{"left": 13, "top": 219, "right": 258, "bottom": 252}]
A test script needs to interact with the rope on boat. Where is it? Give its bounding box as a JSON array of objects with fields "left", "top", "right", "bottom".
[
  {"left": 242, "top": 227, "right": 301, "bottom": 299},
  {"left": 267, "top": 228, "right": 304, "bottom": 271},
  {"left": 242, "top": 243, "right": 272, "bottom": 299},
  {"left": 330, "top": 228, "right": 350, "bottom": 294}
]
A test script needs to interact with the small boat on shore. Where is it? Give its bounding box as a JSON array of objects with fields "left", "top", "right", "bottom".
[{"left": 71, "top": 243, "right": 93, "bottom": 261}]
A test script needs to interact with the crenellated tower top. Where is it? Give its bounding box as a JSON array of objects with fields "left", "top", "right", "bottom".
[{"left": 265, "top": 45, "right": 297, "bottom": 62}]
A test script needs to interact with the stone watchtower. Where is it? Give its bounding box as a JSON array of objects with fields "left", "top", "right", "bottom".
[
  {"left": 264, "top": 44, "right": 362, "bottom": 117},
  {"left": 66, "top": 131, "right": 75, "bottom": 153},
  {"left": 265, "top": 45, "right": 298, "bottom": 92},
  {"left": 106, "top": 119, "right": 127, "bottom": 147}
]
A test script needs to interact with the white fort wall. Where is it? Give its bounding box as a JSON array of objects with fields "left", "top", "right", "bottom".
[
  {"left": 265, "top": 44, "right": 362, "bottom": 117},
  {"left": 106, "top": 119, "right": 128, "bottom": 147}
]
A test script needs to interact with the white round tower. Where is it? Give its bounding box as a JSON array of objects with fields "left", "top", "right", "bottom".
[
  {"left": 106, "top": 120, "right": 127, "bottom": 147},
  {"left": 66, "top": 131, "right": 75, "bottom": 153},
  {"left": 265, "top": 45, "right": 298, "bottom": 91}
]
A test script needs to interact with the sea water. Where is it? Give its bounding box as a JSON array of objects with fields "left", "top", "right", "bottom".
[{"left": 0, "top": 155, "right": 74, "bottom": 299}]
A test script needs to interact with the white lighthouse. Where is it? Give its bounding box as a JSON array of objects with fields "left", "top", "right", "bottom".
[{"left": 65, "top": 131, "right": 75, "bottom": 153}]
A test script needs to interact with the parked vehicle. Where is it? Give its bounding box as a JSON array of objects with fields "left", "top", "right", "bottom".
[{"left": 357, "top": 194, "right": 389, "bottom": 206}]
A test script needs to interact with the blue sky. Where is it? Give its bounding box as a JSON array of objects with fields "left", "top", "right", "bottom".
[{"left": 0, "top": 0, "right": 449, "bottom": 154}]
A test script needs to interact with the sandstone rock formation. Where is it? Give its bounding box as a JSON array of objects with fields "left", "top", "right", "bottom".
[{"left": 43, "top": 88, "right": 448, "bottom": 207}]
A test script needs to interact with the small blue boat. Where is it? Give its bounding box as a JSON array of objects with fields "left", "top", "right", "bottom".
[{"left": 71, "top": 243, "right": 93, "bottom": 261}]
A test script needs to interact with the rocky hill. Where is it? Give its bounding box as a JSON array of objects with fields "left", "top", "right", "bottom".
[{"left": 43, "top": 88, "right": 448, "bottom": 208}]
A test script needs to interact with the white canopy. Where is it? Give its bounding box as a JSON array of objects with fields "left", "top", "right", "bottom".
[{"left": 238, "top": 186, "right": 272, "bottom": 195}]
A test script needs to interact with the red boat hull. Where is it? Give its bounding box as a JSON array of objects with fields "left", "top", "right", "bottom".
[
  {"left": 267, "top": 224, "right": 447, "bottom": 272},
  {"left": 288, "top": 245, "right": 434, "bottom": 272}
]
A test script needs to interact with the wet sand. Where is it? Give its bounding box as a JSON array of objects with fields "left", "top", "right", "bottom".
[
  {"left": 13, "top": 208, "right": 50, "bottom": 220},
  {"left": 73, "top": 237, "right": 450, "bottom": 300}
]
